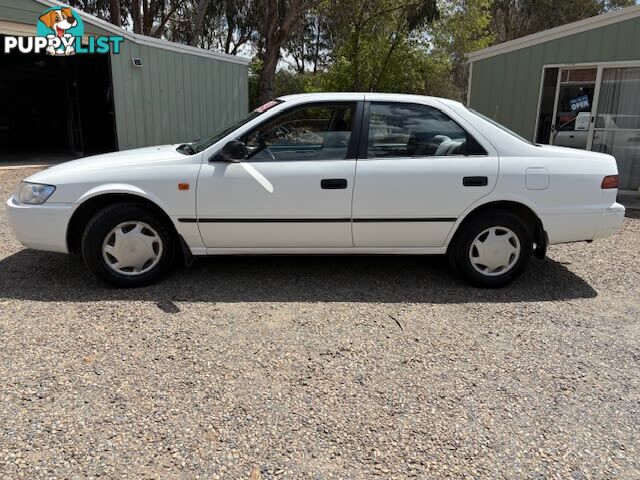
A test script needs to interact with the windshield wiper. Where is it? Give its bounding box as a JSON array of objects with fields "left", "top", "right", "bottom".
[{"left": 176, "top": 143, "right": 197, "bottom": 155}]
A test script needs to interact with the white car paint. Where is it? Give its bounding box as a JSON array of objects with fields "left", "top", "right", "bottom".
[
  {"left": 351, "top": 97, "right": 499, "bottom": 247},
  {"left": 197, "top": 160, "right": 356, "bottom": 248},
  {"left": 6, "top": 93, "right": 625, "bottom": 262}
]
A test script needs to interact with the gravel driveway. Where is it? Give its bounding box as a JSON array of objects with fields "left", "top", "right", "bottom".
[{"left": 1, "top": 167, "right": 638, "bottom": 479}]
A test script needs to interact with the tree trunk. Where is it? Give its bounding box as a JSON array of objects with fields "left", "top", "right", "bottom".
[
  {"left": 313, "top": 16, "right": 320, "bottom": 74},
  {"left": 258, "top": 0, "right": 280, "bottom": 104},
  {"left": 258, "top": 0, "right": 316, "bottom": 104},
  {"left": 131, "top": 0, "right": 142, "bottom": 33},
  {"left": 142, "top": 0, "right": 151, "bottom": 36},
  {"left": 351, "top": 1, "right": 367, "bottom": 90},
  {"left": 298, "top": 27, "right": 305, "bottom": 73},
  {"left": 372, "top": 35, "right": 400, "bottom": 91},
  {"left": 190, "top": 0, "right": 209, "bottom": 47},
  {"left": 109, "top": 0, "right": 122, "bottom": 27},
  {"left": 224, "top": 28, "right": 233, "bottom": 54},
  {"left": 258, "top": 52, "right": 279, "bottom": 104}
]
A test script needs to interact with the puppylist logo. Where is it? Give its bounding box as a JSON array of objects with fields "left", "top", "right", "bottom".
[{"left": 2, "top": 6, "right": 123, "bottom": 56}]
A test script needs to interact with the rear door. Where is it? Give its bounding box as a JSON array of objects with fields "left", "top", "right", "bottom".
[{"left": 352, "top": 100, "right": 498, "bottom": 247}]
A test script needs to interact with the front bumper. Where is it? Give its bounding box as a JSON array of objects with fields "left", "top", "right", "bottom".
[
  {"left": 6, "top": 196, "right": 75, "bottom": 253},
  {"left": 593, "top": 202, "right": 625, "bottom": 239}
]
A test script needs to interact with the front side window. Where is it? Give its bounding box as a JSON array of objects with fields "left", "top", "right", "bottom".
[
  {"left": 367, "top": 103, "right": 486, "bottom": 158},
  {"left": 190, "top": 100, "right": 283, "bottom": 153},
  {"left": 243, "top": 103, "right": 355, "bottom": 161}
]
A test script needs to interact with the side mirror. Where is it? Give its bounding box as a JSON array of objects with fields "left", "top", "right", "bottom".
[{"left": 219, "top": 140, "right": 248, "bottom": 162}]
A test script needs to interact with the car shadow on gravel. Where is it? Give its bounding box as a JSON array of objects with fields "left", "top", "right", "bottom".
[
  {"left": 0, "top": 249, "right": 596, "bottom": 304},
  {"left": 625, "top": 208, "right": 640, "bottom": 219}
]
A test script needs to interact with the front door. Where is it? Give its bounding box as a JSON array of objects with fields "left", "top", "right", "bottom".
[
  {"left": 196, "top": 102, "right": 360, "bottom": 248},
  {"left": 352, "top": 101, "right": 498, "bottom": 247}
]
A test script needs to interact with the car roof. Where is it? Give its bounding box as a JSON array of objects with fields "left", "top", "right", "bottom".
[{"left": 277, "top": 92, "right": 464, "bottom": 109}]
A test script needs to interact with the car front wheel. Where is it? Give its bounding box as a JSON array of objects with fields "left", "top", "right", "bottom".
[
  {"left": 81, "top": 203, "right": 175, "bottom": 287},
  {"left": 448, "top": 210, "right": 533, "bottom": 288}
]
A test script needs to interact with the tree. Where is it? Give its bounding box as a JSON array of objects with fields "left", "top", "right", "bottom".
[
  {"left": 190, "top": 0, "right": 209, "bottom": 46},
  {"left": 68, "top": 0, "right": 126, "bottom": 27},
  {"left": 168, "top": 0, "right": 260, "bottom": 53},
  {"left": 282, "top": 11, "right": 330, "bottom": 73},
  {"left": 258, "top": 0, "right": 322, "bottom": 104},
  {"left": 320, "top": 0, "right": 438, "bottom": 92},
  {"left": 430, "top": 0, "right": 493, "bottom": 101},
  {"left": 109, "top": 0, "right": 122, "bottom": 26},
  {"left": 131, "top": 0, "right": 142, "bottom": 33},
  {"left": 127, "top": 0, "right": 184, "bottom": 37},
  {"left": 490, "top": 0, "right": 636, "bottom": 43},
  {"left": 205, "top": 0, "right": 261, "bottom": 53}
]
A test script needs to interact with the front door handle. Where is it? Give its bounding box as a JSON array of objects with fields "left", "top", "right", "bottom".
[
  {"left": 321, "top": 178, "right": 348, "bottom": 189},
  {"left": 463, "top": 176, "right": 488, "bottom": 187}
]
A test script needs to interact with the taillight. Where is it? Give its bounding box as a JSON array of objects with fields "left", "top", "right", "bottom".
[{"left": 601, "top": 175, "right": 618, "bottom": 189}]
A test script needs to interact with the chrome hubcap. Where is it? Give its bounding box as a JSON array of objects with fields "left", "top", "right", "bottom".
[
  {"left": 469, "top": 226, "right": 521, "bottom": 277},
  {"left": 102, "top": 222, "right": 163, "bottom": 276}
]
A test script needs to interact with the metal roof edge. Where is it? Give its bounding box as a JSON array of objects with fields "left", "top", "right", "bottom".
[
  {"left": 466, "top": 4, "right": 640, "bottom": 63},
  {"left": 34, "top": 0, "right": 250, "bottom": 65}
]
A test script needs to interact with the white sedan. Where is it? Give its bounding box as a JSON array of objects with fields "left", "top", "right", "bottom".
[{"left": 6, "top": 93, "right": 625, "bottom": 288}]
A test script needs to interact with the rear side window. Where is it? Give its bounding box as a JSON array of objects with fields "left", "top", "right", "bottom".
[{"left": 367, "top": 103, "right": 486, "bottom": 158}]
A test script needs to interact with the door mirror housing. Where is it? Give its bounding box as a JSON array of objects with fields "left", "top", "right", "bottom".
[{"left": 218, "top": 140, "right": 248, "bottom": 162}]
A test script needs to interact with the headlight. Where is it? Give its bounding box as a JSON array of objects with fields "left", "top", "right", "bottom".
[{"left": 17, "top": 182, "right": 56, "bottom": 205}]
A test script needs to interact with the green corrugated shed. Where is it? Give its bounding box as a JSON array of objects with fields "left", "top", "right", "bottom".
[
  {"left": 466, "top": 5, "right": 640, "bottom": 190},
  {"left": 466, "top": 5, "right": 640, "bottom": 141},
  {"left": 110, "top": 40, "right": 248, "bottom": 149},
  {"left": 0, "top": 0, "right": 249, "bottom": 151}
]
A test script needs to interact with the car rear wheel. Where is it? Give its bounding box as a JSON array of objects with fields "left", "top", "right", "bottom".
[
  {"left": 81, "top": 203, "right": 175, "bottom": 287},
  {"left": 448, "top": 210, "right": 533, "bottom": 288}
]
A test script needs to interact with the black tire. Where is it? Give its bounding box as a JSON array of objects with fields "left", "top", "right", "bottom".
[
  {"left": 448, "top": 210, "right": 533, "bottom": 288},
  {"left": 81, "top": 203, "right": 175, "bottom": 287}
]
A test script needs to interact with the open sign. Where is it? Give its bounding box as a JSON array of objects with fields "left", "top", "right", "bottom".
[{"left": 570, "top": 95, "right": 590, "bottom": 112}]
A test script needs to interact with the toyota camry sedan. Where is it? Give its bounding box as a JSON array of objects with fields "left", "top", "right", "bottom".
[{"left": 6, "top": 93, "right": 625, "bottom": 288}]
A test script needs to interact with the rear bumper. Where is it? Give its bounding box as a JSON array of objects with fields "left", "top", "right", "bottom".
[
  {"left": 544, "top": 202, "right": 625, "bottom": 244},
  {"left": 6, "top": 196, "right": 74, "bottom": 253},
  {"left": 593, "top": 202, "right": 625, "bottom": 239}
]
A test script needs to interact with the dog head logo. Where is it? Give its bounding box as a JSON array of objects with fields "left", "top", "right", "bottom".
[{"left": 37, "top": 7, "right": 84, "bottom": 56}]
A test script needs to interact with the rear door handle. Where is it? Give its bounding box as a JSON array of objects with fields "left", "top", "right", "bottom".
[
  {"left": 463, "top": 176, "right": 488, "bottom": 187},
  {"left": 321, "top": 178, "right": 348, "bottom": 189}
]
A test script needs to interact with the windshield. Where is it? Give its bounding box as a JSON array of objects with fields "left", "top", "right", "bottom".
[
  {"left": 466, "top": 107, "right": 535, "bottom": 145},
  {"left": 189, "top": 100, "right": 283, "bottom": 153}
]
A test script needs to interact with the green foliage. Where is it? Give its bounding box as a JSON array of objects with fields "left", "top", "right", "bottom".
[
  {"left": 318, "top": 0, "right": 438, "bottom": 92},
  {"left": 248, "top": 0, "right": 494, "bottom": 104},
  {"left": 430, "top": 0, "right": 494, "bottom": 100},
  {"left": 322, "top": 40, "right": 428, "bottom": 93},
  {"left": 248, "top": 60, "right": 262, "bottom": 109},
  {"left": 420, "top": 52, "right": 459, "bottom": 99},
  {"left": 317, "top": 0, "right": 492, "bottom": 100}
]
